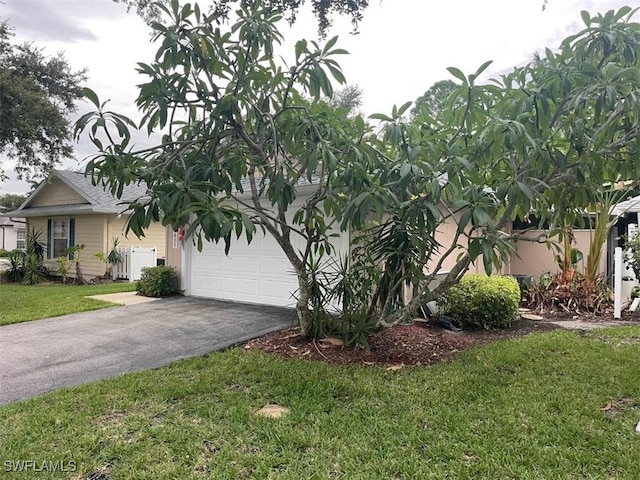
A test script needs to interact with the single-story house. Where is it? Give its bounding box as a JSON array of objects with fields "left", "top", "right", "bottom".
[
  {"left": 165, "top": 182, "right": 613, "bottom": 308},
  {"left": 163, "top": 182, "right": 640, "bottom": 309},
  {"left": 0, "top": 215, "right": 26, "bottom": 251},
  {"left": 3, "top": 170, "right": 166, "bottom": 279}
]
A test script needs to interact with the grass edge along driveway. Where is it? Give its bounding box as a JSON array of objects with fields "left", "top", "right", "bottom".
[
  {"left": 1, "top": 326, "right": 640, "bottom": 479},
  {"left": 0, "top": 282, "right": 137, "bottom": 326}
]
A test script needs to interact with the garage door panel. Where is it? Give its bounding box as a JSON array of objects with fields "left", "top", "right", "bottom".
[
  {"left": 224, "top": 257, "right": 260, "bottom": 274},
  {"left": 259, "top": 279, "right": 297, "bottom": 304},
  {"left": 260, "top": 257, "right": 294, "bottom": 275},
  {"left": 189, "top": 199, "right": 349, "bottom": 307}
]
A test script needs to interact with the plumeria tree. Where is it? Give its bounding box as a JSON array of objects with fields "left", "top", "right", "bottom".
[
  {"left": 353, "top": 6, "right": 640, "bottom": 325},
  {"left": 77, "top": 2, "right": 640, "bottom": 334},
  {"left": 76, "top": 0, "right": 379, "bottom": 336}
]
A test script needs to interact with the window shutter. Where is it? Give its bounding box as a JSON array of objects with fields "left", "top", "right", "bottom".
[
  {"left": 47, "top": 219, "right": 52, "bottom": 259},
  {"left": 68, "top": 218, "right": 76, "bottom": 259}
]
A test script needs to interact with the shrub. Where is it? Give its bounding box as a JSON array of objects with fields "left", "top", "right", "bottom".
[
  {"left": 56, "top": 256, "right": 71, "bottom": 283},
  {"left": 5, "top": 250, "right": 25, "bottom": 283},
  {"left": 0, "top": 248, "right": 9, "bottom": 257},
  {"left": 336, "top": 309, "right": 377, "bottom": 350},
  {"left": 439, "top": 274, "right": 521, "bottom": 330},
  {"left": 25, "top": 227, "right": 46, "bottom": 263},
  {"left": 136, "top": 266, "right": 178, "bottom": 297},
  {"left": 22, "top": 254, "right": 46, "bottom": 285},
  {"left": 3, "top": 229, "right": 48, "bottom": 284}
]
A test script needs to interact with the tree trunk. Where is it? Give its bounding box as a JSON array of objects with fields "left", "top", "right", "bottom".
[
  {"left": 75, "top": 261, "right": 87, "bottom": 285},
  {"left": 295, "top": 269, "right": 313, "bottom": 337},
  {"left": 561, "top": 228, "right": 575, "bottom": 283}
]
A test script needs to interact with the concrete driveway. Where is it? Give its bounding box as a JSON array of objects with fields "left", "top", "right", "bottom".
[{"left": 0, "top": 297, "right": 295, "bottom": 405}]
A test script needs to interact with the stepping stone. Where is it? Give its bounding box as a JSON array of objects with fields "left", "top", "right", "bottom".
[{"left": 256, "top": 404, "right": 290, "bottom": 418}]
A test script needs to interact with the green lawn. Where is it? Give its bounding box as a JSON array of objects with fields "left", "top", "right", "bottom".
[
  {"left": 0, "top": 282, "right": 137, "bottom": 326},
  {"left": 1, "top": 327, "right": 640, "bottom": 478}
]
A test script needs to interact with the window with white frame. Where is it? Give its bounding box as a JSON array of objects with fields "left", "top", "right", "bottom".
[
  {"left": 16, "top": 229, "right": 25, "bottom": 250},
  {"left": 51, "top": 218, "right": 69, "bottom": 257}
]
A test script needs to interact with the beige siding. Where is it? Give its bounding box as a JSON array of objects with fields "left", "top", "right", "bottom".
[
  {"left": 28, "top": 215, "right": 108, "bottom": 278},
  {"left": 72, "top": 216, "right": 108, "bottom": 278},
  {"left": 29, "top": 178, "right": 87, "bottom": 207},
  {"left": 107, "top": 215, "right": 166, "bottom": 259},
  {"left": 427, "top": 210, "right": 505, "bottom": 276},
  {"left": 510, "top": 229, "right": 605, "bottom": 279},
  {"left": 26, "top": 218, "right": 48, "bottom": 247},
  {"left": 165, "top": 227, "right": 184, "bottom": 290}
]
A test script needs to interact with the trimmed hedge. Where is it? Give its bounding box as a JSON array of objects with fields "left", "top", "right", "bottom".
[
  {"left": 439, "top": 274, "right": 520, "bottom": 330},
  {"left": 136, "top": 266, "right": 178, "bottom": 297}
]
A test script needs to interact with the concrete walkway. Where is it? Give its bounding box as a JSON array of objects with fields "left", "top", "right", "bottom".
[
  {"left": 0, "top": 297, "right": 295, "bottom": 405},
  {"left": 545, "top": 318, "right": 638, "bottom": 330},
  {"left": 88, "top": 290, "right": 161, "bottom": 306}
]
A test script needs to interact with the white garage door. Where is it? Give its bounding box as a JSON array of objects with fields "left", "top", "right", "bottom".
[{"left": 188, "top": 208, "right": 349, "bottom": 307}]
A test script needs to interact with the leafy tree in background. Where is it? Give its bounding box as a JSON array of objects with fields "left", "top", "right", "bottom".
[
  {"left": 326, "top": 84, "right": 363, "bottom": 115},
  {"left": 0, "top": 21, "right": 86, "bottom": 180},
  {"left": 410, "top": 79, "right": 459, "bottom": 120},
  {"left": 113, "top": 0, "right": 369, "bottom": 35},
  {"left": 0, "top": 193, "right": 27, "bottom": 210}
]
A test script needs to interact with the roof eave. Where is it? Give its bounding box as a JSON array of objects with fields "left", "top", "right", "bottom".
[{"left": 1, "top": 205, "right": 128, "bottom": 218}]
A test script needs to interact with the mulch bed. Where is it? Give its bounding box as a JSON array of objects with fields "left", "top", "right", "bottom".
[{"left": 245, "top": 319, "right": 562, "bottom": 368}]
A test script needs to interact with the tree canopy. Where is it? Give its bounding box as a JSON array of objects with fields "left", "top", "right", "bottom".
[
  {"left": 326, "top": 84, "right": 363, "bottom": 115},
  {"left": 76, "top": 2, "right": 640, "bottom": 335},
  {"left": 366, "top": 5, "right": 640, "bottom": 324},
  {"left": 114, "top": 0, "right": 369, "bottom": 35},
  {"left": 411, "top": 79, "right": 459, "bottom": 120},
  {"left": 0, "top": 193, "right": 26, "bottom": 210},
  {"left": 0, "top": 21, "right": 86, "bottom": 180}
]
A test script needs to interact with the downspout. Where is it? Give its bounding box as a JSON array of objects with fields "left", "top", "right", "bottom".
[{"left": 0, "top": 225, "right": 5, "bottom": 249}]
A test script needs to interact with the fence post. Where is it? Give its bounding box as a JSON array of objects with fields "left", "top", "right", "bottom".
[{"left": 614, "top": 247, "right": 622, "bottom": 319}]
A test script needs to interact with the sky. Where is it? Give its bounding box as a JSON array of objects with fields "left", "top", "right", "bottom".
[{"left": 0, "top": 0, "right": 636, "bottom": 195}]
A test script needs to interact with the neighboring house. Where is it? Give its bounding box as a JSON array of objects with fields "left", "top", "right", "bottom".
[
  {"left": 3, "top": 170, "right": 166, "bottom": 279},
  {"left": 0, "top": 216, "right": 26, "bottom": 251}
]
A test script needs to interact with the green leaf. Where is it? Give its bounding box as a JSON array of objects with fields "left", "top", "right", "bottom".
[
  {"left": 447, "top": 67, "right": 467, "bottom": 84},
  {"left": 322, "top": 36, "right": 339, "bottom": 54},
  {"left": 468, "top": 238, "right": 481, "bottom": 260},
  {"left": 399, "top": 162, "right": 411, "bottom": 179},
  {"left": 82, "top": 88, "right": 101, "bottom": 108},
  {"left": 327, "top": 64, "right": 346, "bottom": 85},
  {"left": 369, "top": 113, "right": 393, "bottom": 122},
  {"left": 474, "top": 60, "right": 493, "bottom": 78},
  {"left": 396, "top": 101, "right": 413, "bottom": 117},
  {"left": 295, "top": 39, "right": 307, "bottom": 60},
  {"left": 482, "top": 242, "right": 494, "bottom": 274},
  {"left": 580, "top": 10, "right": 591, "bottom": 27}
]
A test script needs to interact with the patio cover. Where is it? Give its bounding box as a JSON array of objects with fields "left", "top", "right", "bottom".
[{"left": 611, "top": 195, "right": 640, "bottom": 216}]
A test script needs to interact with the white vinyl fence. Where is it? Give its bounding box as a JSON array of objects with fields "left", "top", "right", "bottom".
[{"left": 112, "top": 246, "right": 157, "bottom": 282}]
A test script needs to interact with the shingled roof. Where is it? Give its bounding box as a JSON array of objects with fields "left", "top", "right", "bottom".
[{"left": 2, "top": 170, "right": 149, "bottom": 218}]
